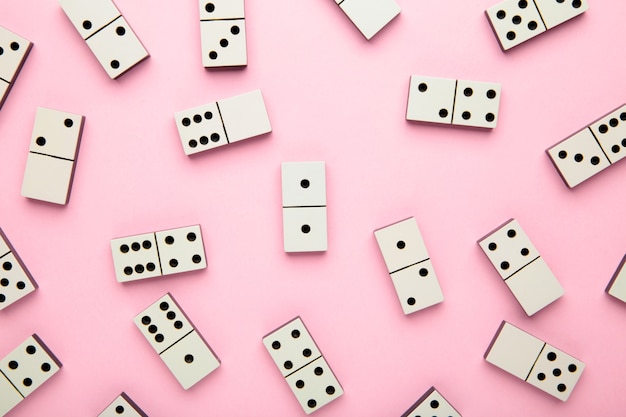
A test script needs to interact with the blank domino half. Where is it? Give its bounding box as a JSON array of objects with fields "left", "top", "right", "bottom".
[
  {"left": 406, "top": 76, "right": 501, "bottom": 129},
  {"left": 606, "top": 254, "right": 626, "bottom": 303},
  {"left": 0, "top": 227, "right": 37, "bottom": 311},
  {"left": 58, "top": 0, "right": 149, "bottom": 79},
  {"left": 21, "top": 107, "right": 85, "bottom": 205},
  {"left": 374, "top": 217, "right": 444, "bottom": 315},
  {"left": 281, "top": 162, "right": 327, "bottom": 252},
  {"left": 485, "top": 0, "right": 588, "bottom": 51},
  {"left": 0, "top": 26, "right": 32, "bottom": 110},
  {"left": 401, "top": 386, "right": 462, "bottom": 417},
  {"left": 134, "top": 293, "right": 220, "bottom": 390},
  {"left": 262, "top": 317, "right": 343, "bottom": 414},
  {"left": 110, "top": 224, "right": 206, "bottom": 282},
  {"left": 174, "top": 89, "right": 271, "bottom": 155},
  {"left": 478, "top": 218, "right": 564, "bottom": 316},
  {"left": 547, "top": 103, "right": 626, "bottom": 188},
  {"left": 0, "top": 334, "right": 62, "bottom": 416},
  {"left": 484, "top": 321, "right": 584, "bottom": 401},
  {"left": 98, "top": 392, "right": 148, "bottom": 417},
  {"left": 335, "top": 0, "right": 400, "bottom": 40}
]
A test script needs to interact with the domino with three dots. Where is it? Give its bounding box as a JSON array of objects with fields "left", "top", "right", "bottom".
[
  {"left": 406, "top": 76, "right": 501, "bottom": 129},
  {"left": 0, "top": 25, "right": 32, "bottom": 110},
  {"left": 478, "top": 218, "right": 564, "bottom": 316},
  {"left": 98, "top": 392, "right": 148, "bottom": 417},
  {"left": 281, "top": 162, "right": 327, "bottom": 252},
  {"left": 0, "top": 334, "right": 62, "bottom": 416},
  {"left": 110, "top": 224, "right": 207, "bottom": 282},
  {"left": 547, "top": 103, "right": 626, "bottom": 188},
  {"left": 21, "top": 107, "right": 85, "bottom": 205},
  {"left": 134, "top": 293, "right": 220, "bottom": 390},
  {"left": 374, "top": 217, "right": 444, "bottom": 315},
  {"left": 485, "top": 0, "right": 588, "bottom": 51},
  {"left": 484, "top": 321, "right": 584, "bottom": 401},
  {"left": 0, "top": 227, "right": 37, "bottom": 311},
  {"left": 199, "top": 0, "right": 247, "bottom": 68},
  {"left": 335, "top": 0, "right": 400, "bottom": 40},
  {"left": 58, "top": 0, "right": 149, "bottom": 79},
  {"left": 262, "top": 317, "right": 343, "bottom": 414},
  {"left": 174, "top": 89, "right": 271, "bottom": 156}
]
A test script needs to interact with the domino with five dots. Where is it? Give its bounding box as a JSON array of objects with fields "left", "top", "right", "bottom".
[
  {"left": 406, "top": 76, "right": 501, "bottom": 129},
  {"left": 262, "top": 317, "right": 343, "bottom": 415},
  {"left": 110, "top": 224, "right": 207, "bottom": 283},
  {"left": 485, "top": 0, "right": 589, "bottom": 51},
  {"left": 605, "top": 254, "right": 626, "bottom": 304},
  {"left": 134, "top": 293, "right": 220, "bottom": 390},
  {"left": 0, "top": 334, "right": 62, "bottom": 416},
  {"left": 0, "top": 228, "right": 37, "bottom": 311},
  {"left": 199, "top": 0, "right": 247, "bottom": 68},
  {"left": 335, "top": 0, "right": 400, "bottom": 40},
  {"left": 174, "top": 89, "right": 271, "bottom": 156},
  {"left": 478, "top": 218, "right": 564, "bottom": 316},
  {"left": 0, "top": 26, "right": 32, "bottom": 110},
  {"left": 484, "top": 321, "right": 585, "bottom": 401},
  {"left": 58, "top": 0, "right": 149, "bottom": 79},
  {"left": 401, "top": 386, "right": 462, "bottom": 417},
  {"left": 98, "top": 392, "right": 148, "bottom": 417},
  {"left": 21, "top": 107, "right": 85, "bottom": 205},
  {"left": 281, "top": 162, "right": 327, "bottom": 253},
  {"left": 547, "top": 103, "right": 626, "bottom": 188},
  {"left": 374, "top": 217, "right": 444, "bottom": 315}
]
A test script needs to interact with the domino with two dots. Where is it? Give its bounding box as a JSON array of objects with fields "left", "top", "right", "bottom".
[
  {"left": 21, "top": 107, "right": 85, "bottom": 205},
  {"left": 334, "top": 0, "right": 400, "bottom": 40},
  {"left": 406, "top": 76, "right": 501, "bottom": 129},
  {"left": 0, "top": 334, "right": 62, "bottom": 416},
  {"left": 484, "top": 320, "right": 585, "bottom": 401},
  {"left": 134, "top": 293, "right": 220, "bottom": 390},
  {"left": 199, "top": 0, "right": 247, "bottom": 68},
  {"left": 605, "top": 254, "right": 626, "bottom": 304},
  {"left": 0, "top": 25, "right": 32, "bottom": 110},
  {"left": 485, "top": 0, "right": 589, "bottom": 51},
  {"left": 110, "top": 224, "right": 206, "bottom": 283},
  {"left": 98, "top": 392, "right": 148, "bottom": 417},
  {"left": 478, "top": 218, "right": 564, "bottom": 316},
  {"left": 58, "top": 0, "right": 149, "bottom": 79},
  {"left": 0, "top": 228, "right": 37, "bottom": 311},
  {"left": 175, "top": 89, "right": 271, "bottom": 156},
  {"left": 374, "top": 217, "right": 444, "bottom": 315},
  {"left": 262, "top": 317, "right": 343, "bottom": 414},
  {"left": 281, "top": 162, "right": 327, "bottom": 253},
  {"left": 547, "top": 103, "right": 626, "bottom": 188},
  {"left": 401, "top": 386, "right": 462, "bottom": 417}
]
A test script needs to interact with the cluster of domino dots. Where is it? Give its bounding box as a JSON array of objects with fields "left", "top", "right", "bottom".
[{"left": 1, "top": 0, "right": 625, "bottom": 415}]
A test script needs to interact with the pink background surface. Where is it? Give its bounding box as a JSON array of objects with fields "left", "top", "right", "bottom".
[{"left": 1, "top": 0, "right": 626, "bottom": 415}]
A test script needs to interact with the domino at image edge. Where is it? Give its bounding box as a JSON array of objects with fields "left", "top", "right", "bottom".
[
  {"left": 0, "top": 227, "right": 38, "bottom": 311},
  {"left": 336, "top": 0, "right": 401, "bottom": 41},
  {"left": 401, "top": 386, "right": 462, "bottom": 417},
  {"left": 0, "top": 25, "right": 33, "bottom": 111},
  {"left": 606, "top": 254, "right": 626, "bottom": 304}
]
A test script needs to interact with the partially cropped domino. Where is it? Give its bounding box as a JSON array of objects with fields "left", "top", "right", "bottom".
[
  {"left": 547, "top": 103, "right": 626, "bottom": 188},
  {"left": 401, "top": 386, "right": 462, "bottom": 417},
  {"left": 484, "top": 321, "right": 584, "bottom": 401},
  {"left": 0, "top": 25, "right": 32, "bottom": 110},
  {"left": 485, "top": 0, "right": 588, "bottom": 51},
  {"left": 0, "top": 227, "right": 37, "bottom": 310},
  {"left": 334, "top": 0, "right": 400, "bottom": 40},
  {"left": 606, "top": 254, "right": 626, "bottom": 303},
  {"left": 175, "top": 90, "right": 271, "bottom": 156},
  {"left": 98, "top": 392, "right": 148, "bottom": 417}
]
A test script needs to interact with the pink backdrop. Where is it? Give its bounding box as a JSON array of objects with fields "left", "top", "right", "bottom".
[{"left": 1, "top": 0, "right": 626, "bottom": 415}]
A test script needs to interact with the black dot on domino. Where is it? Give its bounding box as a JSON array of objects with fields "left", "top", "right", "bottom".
[
  {"left": 192, "top": 255, "right": 202, "bottom": 264},
  {"left": 23, "top": 378, "right": 32, "bottom": 387},
  {"left": 507, "top": 31, "right": 516, "bottom": 40},
  {"left": 464, "top": 88, "right": 473, "bottom": 97},
  {"left": 418, "top": 83, "right": 428, "bottom": 92},
  {"left": 487, "top": 89, "right": 497, "bottom": 99},
  {"left": 507, "top": 229, "right": 516, "bottom": 238},
  {"left": 167, "top": 311, "right": 176, "bottom": 320},
  {"left": 292, "top": 329, "right": 300, "bottom": 338},
  {"left": 569, "top": 363, "right": 578, "bottom": 372},
  {"left": 301, "top": 225, "right": 311, "bottom": 234},
  {"left": 612, "top": 145, "right": 620, "bottom": 153},
  {"left": 307, "top": 399, "right": 317, "bottom": 409},
  {"left": 303, "top": 348, "right": 312, "bottom": 357},
  {"left": 185, "top": 354, "right": 194, "bottom": 363},
  {"left": 205, "top": 3, "right": 215, "bottom": 12},
  {"left": 209, "top": 51, "right": 218, "bottom": 60},
  {"left": 36, "top": 137, "right": 46, "bottom": 146},
  {"left": 124, "top": 266, "right": 133, "bottom": 275},
  {"left": 82, "top": 20, "right": 92, "bottom": 30},
  {"left": 572, "top": 0, "right": 582, "bottom": 8},
  {"left": 15, "top": 281, "right": 24, "bottom": 289},
  {"left": 574, "top": 153, "right": 583, "bottom": 162},
  {"left": 296, "top": 380, "right": 304, "bottom": 388},
  {"left": 301, "top": 179, "right": 310, "bottom": 188},
  {"left": 0, "top": 295, "right": 5, "bottom": 303},
  {"left": 2, "top": 261, "right": 10, "bottom": 271},
  {"left": 10, "top": 42, "right": 18, "bottom": 51},
  {"left": 64, "top": 118, "right": 73, "bottom": 128},
  {"left": 284, "top": 360, "right": 293, "bottom": 370},
  {"left": 41, "top": 363, "right": 50, "bottom": 372},
  {"left": 174, "top": 321, "right": 183, "bottom": 329},
  {"left": 500, "top": 261, "right": 510, "bottom": 270},
  {"left": 419, "top": 268, "right": 428, "bottom": 277},
  {"left": 488, "top": 242, "right": 497, "bottom": 251},
  {"left": 486, "top": 113, "right": 495, "bottom": 122},
  {"left": 599, "top": 124, "right": 608, "bottom": 134},
  {"left": 210, "top": 133, "right": 220, "bottom": 142},
  {"left": 272, "top": 341, "right": 281, "bottom": 349},
  {"left": 141, "top": 316, "right": 151, "bottom": 325},
  {"left": 462, "top": 111, "right": 471, "bottom": 120},
  {"left": 8, "top": 360, "right": 18, "bottom": 369},
  {"left": 521, "top": 248, "right": 529, "bottom": 256},
  {"left": 430, "top": 400, "right": 439, "bottom": 409},
  {"left": 519, "top": 0, "right": 528, "bottom": 8},
  {"left": 537, "top": 372, "right": 546, "bottom": 380},
  {"left": 496, "top": 10, "right": 506, "bottom": 19},
  {"left": 557, "top": 383, "right": 567, "bottom": 392},
  {"left": 407, "top": 297, "right": 416, "bottom": 305},
  {"left": 135, "top": 264, "right": 144, "bottom": 273},
  {"left": 314, "top": 367, "right": 323, "bottom": 376},
  {"left": 182, "top": 118, "right": 191, "bottom": 126},
  {"left": 160, "top": 302, "right": 169, "bottom": 311},
  {"left": 547, "top": 351, "right": 557, "bottom": 361},
  {"left": 26, "top": 345, "right": 36, "bottom": 354},
  {"left": 558, "top": 150, "right": 567, "bottom": 159},
  {"left": 165, "top": 236, "right": 174, "bottom": 245},
  {"left": 591, "top": 156, "right": 600, "bottom": 165},
  {"left": 199, "top": 136, "right": 208, "bottom": 145},
  {"left": 142, "top": 240, "right": 152, "bottom": 249},
  {"left": 512, "top": 15, "right": 522, "bottom": 25},
  {"left": 0, "top": 278, "right": 8, "bottom": 286},
  {"left": 204, "top": 111, "right": 213, "bottom": 119},
  {"left": 610, "top": 118, "right": 618, "bottom": 128},
  {"left": 170, "top": 259, "right": 178, "bottom": 268},
  {"left": 155, "top": 334, "right": 164, "bottom": 343},
  {"left": 220, "top": 39, "right": 228, "bottom": 48},
  {"left": 193, "top": 114, "right": 202, "bottom": 123},
  {"left": 187, "top": 232, "right": 196, "bottom": 242},
  {"left": 553, "top": 368, "right": 562, "bottom": 376},
  {"left": 116, "top": 26, "right": 125, "bottom": 36},
  {"left": 528, "top": 21, "right": 538, "bottom": 30},
  {"left": 439, "top": 109, "right": 448, "bottom": 118},
  {"left": 0, "top": 47, "right": 3, "bottom": 55},
  {"left": 326, "top": 386, "right": 335, "bottom": 395},
  {"left": 148, "top": 325, "right": 157, "bottom": 333},
  {"left": 396, "top": 240, "right": 406, "bottom": 249},
  {"left": 231, "top": 26, "right": 240, "bottom": 35},
  {"left": 115, "top": 405, "right": 125, "bottom": 414},
  {"left": 131, "top": 242, "right": 140, "bottom": 251},
  {"left": 111, "top": 60, "right": 120, "bottom": 69}
]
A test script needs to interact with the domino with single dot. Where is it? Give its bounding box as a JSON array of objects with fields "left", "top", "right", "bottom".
[{"left": 98, "top": 392, "right": 148, "bottom": 417}]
